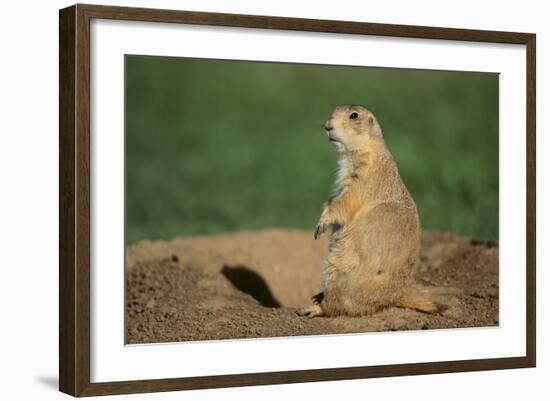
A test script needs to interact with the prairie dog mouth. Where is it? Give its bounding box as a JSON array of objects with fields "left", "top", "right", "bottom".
[{"left": 326, "top": 131, "right": 340, "bottom": 143}]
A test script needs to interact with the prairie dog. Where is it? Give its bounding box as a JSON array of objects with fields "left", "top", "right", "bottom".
[{"left": 298, "top": 105, "right": 438, "bottom": 317}]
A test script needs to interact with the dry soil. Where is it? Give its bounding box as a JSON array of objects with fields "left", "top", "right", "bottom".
[{"left": 126, "top": 229, "right": 498, "bottom": 344}]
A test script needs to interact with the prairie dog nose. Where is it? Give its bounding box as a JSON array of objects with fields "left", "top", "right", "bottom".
[{"left": 324, "top": 120, "right": 333, "bottom": 131}]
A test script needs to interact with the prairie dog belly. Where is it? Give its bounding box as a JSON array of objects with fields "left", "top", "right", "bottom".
[{"left": 322, "top": 202, "right": 420, "bottom": 316}]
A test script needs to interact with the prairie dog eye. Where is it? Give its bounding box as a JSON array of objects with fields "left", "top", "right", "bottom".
[{"left": 349, "top": 112, "right": 359, "bottom": 119}]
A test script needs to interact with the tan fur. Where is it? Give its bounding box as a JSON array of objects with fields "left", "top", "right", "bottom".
[
  {"left": 298, "top": 105, "right": 434, "bottom": 318},
  {"left": 396, "top": 295, "right": 439, "bottom": 314}
]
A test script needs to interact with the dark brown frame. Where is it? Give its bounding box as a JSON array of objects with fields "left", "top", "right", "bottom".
[{"left": 59, "top": 3, "right": 536, "bottom": 397}]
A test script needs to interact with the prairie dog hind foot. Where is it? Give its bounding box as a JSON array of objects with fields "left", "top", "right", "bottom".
[
  {"left": 296, "top": 304, "right": 323, "bottom": 318},
  {"left": 296, "top": 292, "right": 325, "bottom": 317}
]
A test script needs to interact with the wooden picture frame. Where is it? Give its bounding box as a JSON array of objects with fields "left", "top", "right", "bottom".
[{"left": 59, "top": 3, "right": 536, "bottom": 397}]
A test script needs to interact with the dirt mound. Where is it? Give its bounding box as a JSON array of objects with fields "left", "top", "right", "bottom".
[{"left": 126, "top": 229, "right": 498, "bottom": 344}]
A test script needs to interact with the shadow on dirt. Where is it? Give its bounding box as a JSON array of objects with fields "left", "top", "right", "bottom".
[{"left": 222, "top": 265, "right": 281, "bottom": 308}]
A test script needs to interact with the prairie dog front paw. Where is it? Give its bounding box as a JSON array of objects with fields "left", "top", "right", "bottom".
[
  {"left": 314, "top": 221, "right": 326, "bottom": 240},
  {"left": 314, "top": 207, "right": 331, "bottom": 240}
]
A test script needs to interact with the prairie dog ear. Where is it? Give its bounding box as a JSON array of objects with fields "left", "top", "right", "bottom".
[{"left": 368, "top": 116, "right": 375, "bottom": 126}]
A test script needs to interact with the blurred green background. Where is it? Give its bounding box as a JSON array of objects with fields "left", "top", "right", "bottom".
[{"left": 125, "top": 56, "right": 498, "bottom": 245}]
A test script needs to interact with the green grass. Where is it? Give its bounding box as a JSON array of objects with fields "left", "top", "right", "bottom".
[{"left": 125, "top": 56, "right": 498, "bottom": 245}]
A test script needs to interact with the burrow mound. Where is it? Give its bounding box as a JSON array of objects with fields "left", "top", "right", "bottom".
[{"left": 126, "top": 229, "right": 498, "bottom": 343}]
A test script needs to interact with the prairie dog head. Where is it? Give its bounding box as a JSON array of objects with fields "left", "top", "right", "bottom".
[{"left": 324, "top": 105, "right": 383, "bottom": 153}]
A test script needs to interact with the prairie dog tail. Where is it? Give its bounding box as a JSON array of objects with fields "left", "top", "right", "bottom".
[
  {"left": 396, "top": 285, "right": 462, "bottom": 314},
  {"left": 395, "top": 295, "right": 440, "bottom": 314}
]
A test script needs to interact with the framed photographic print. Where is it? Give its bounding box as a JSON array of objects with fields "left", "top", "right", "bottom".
[{"left": 59, "top": 3, "right": 536, "bottom": 397}]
